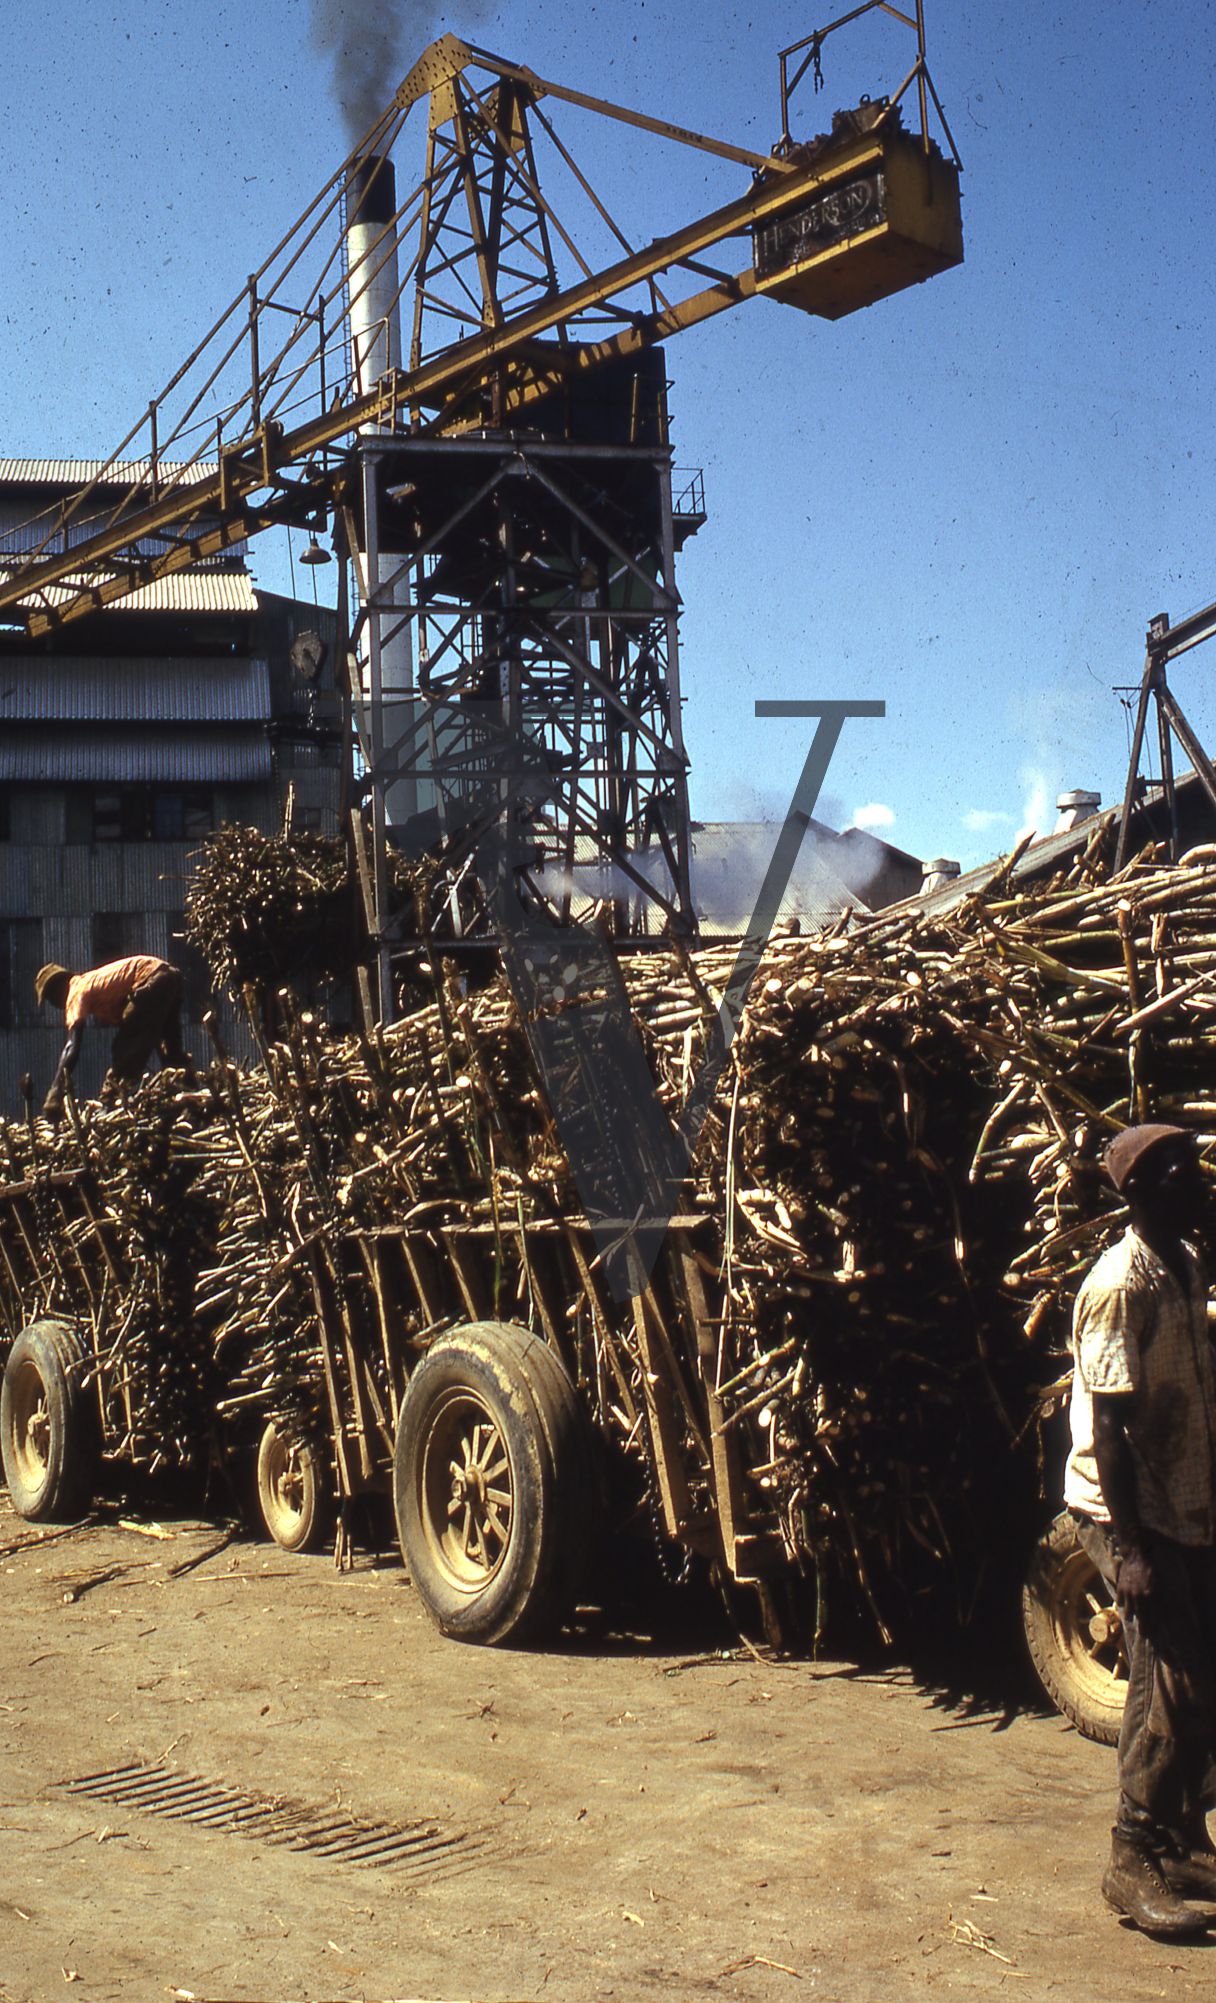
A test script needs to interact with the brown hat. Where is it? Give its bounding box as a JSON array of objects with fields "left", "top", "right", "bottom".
[
  {"left": 33, "top": 964, "right": 69, "bottom": 1006},
  {"left": 1103, "top": 1123, "right": 1193, "bottom": 1194}
]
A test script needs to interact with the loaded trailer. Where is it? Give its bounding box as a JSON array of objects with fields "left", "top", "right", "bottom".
[
  {"left": 0, "top": 1055, "right": 778, "bottom": 1651},
  {"left": 0, "top": 941, "right": 1128, "bottom": 1748}
]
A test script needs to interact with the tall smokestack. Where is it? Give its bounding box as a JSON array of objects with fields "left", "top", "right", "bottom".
[
  {"left": 347, "top": 156, "right": 401, "bottom": 399},
  {"left": 347, "top": 154, "right": 415, "bottom": 829}
]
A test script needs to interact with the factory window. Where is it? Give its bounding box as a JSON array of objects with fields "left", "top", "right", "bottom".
[
  {"left": 93, "top": 791, "right": 152, "bottom": 842},
  {"left": 153, "top": 791, "right": 213, "bottom": 843},
  {"left": 92, "top": 789, "right": 214, "bottom": 842},
  {"left": 0, "top": 918, "right": 44, "bottom": 1030}
]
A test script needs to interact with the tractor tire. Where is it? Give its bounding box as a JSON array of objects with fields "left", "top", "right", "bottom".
[
  {"left": 0, "top": 1319, "right": 97, "bottom": 1523},
  {"left": 394, "top": 1321, "right": 591, "bottom": 1646},
  {"left": 1022, "top": 1511, "right": 1128, "bottom": 1746},
  {"left": 509, "top": 1326, "right": 598, "bottom": 1611},
  {"left": 255, "top": 1420, "right": 335, "bottom": 1553}
]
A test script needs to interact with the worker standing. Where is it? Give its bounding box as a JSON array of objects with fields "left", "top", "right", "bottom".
[
  {"left": 1065, "top": 1124, "right": 1216, "bottom": 1936},
  {"left": 35, "top": 957, "right": 194, "bottom": 1112}
]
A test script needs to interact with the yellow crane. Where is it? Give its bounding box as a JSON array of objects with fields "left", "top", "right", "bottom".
[
  {"left": 0, "top": 7, "right": 962, "bottom": 953},
  {"left": 0, "top": 9, "right": 961, "bottom": 633}
]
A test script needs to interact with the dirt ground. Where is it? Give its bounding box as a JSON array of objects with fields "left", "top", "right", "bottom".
[{"left": 1, "top": 1493, "right": 1213, "bottom": 2003}]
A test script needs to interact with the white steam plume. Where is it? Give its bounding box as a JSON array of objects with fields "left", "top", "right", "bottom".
[{"left": 1016, "top": 764, "right": 1055, "bottom": 845}]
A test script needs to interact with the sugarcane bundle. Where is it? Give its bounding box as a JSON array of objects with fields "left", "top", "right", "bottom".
[
  {"left": 687, "top": 843, "right": 1216, "bottom": 1637},
  {"left": 184, "top": 824, "right": 428, "bottom": 1000},
  {"left": 0, "top": 1073, "right": 224, "bottom": 1467},
  {"left": 184, "top": 825, "right": 352, "bottom": 994}
]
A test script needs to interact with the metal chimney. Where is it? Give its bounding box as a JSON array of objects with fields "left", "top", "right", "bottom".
[
  {"left": 1055, "top": 789, "right": 1101, "bottom": 833},
  {"left": 346, "top": 155, "right": 415, "bottom": 829},
  {"left": 347, "top": 156, "right": 402, "bottom": 401}
]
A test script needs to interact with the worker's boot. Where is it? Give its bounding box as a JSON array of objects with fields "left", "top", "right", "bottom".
[
  {"left": 1102, "top": 1831, "right": 1214, "bottom": 1934},
  {"left": 1161, "top": 1812, "right": 1216, "bottom": 1902}
]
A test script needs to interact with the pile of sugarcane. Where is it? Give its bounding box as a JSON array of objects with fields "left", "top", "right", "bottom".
[
  {"left": 7, "top": 823, "right": 1216, "bottom": 1641},
  {"left": 675, "top": 834, "right": 1216, "bottom": 1636}
]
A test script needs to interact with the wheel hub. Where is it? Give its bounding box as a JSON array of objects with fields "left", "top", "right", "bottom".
[
  {"left": 423, "top": 1398, "right": 514, "bottom": 1589},
  {"left": 273, "top": 1452, "right": 306, "bottom": 1514},
  {"left": 454, "top": 1462, "right": 488, "bottom": 1507},
  {"left": 27, "top": 1406, "right": 50, "bottom": 1465},
  {"left": 11, "top": 1364, "right": 51, "bottom": 1480}
]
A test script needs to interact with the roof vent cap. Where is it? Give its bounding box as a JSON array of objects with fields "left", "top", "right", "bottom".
[
  {"left": 1055, "top": 789, "right": 1101, "bottom": 832},
  {"left": 921, "top": 857, "right": 961, "bottom": 895}
]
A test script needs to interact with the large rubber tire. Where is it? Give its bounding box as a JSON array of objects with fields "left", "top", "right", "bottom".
[
  {"left": 513, "top": 1327, "right": 600, "bottom": 1614},
  {"left": 0, "top": 1320, "right": 97, "bottom": 1523},
  {"left": 255, "top": 1420, "right": 335, "bottom": 1554},
  {"left": 394, "top": 1322, "right": 592, "bottom": 1646},
  {"left": 1022, "top": 1511, "right": 1128, "bottom": 1746}
]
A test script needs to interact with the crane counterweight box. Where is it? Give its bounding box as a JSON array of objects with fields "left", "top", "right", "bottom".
[{"left": 753, "top": 125, "right": 963, "bottom": 321}]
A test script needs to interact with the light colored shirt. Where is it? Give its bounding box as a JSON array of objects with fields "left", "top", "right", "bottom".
[
  {"left": 65, "top": 956, "right": 167, "bottom": 1030},
  {"left": 1064, "top": 1226, "right": 1216, "bottom": 1546}
]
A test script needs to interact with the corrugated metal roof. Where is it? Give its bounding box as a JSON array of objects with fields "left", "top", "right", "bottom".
[
  {"left": 0, "top": 657, "right": 270, "bottom": 723},
  {"left": 0, "top": 729, "right": 272, "bottom": 784},
  {"left": 912, "top": 814, "right": 1112, "bottom": 918},
  {"left": 0, "top": 459, "right": 217, "bottom": 487},
  {"left": 913, "top": 774, "right": 1214, "bottom": 918},
  {"left": 0, "top": 566, "right": 258, "bottom": 615},
  {"left": 0, "top": 513, "right": 248, "bottom": 566},
  {"left": 121, "top": 571, "right": 258, "bottom": 614}
]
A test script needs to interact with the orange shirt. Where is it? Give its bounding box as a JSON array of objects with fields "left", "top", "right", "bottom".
[{"left": 65, "top": 957, "right": 168, "bottom": 1029}]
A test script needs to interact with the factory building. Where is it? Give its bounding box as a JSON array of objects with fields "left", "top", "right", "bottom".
[{"left": 0, "top": 461, "right": 340, "bottom": 1109}]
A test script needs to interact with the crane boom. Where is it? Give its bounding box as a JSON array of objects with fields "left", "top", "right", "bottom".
[{"left": 0, "top": 26, "right": 960, "bottom": 638}]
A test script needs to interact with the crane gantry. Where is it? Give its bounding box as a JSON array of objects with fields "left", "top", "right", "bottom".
[{"left": 0, "top": 7, "right": 962, "bottom": 966}]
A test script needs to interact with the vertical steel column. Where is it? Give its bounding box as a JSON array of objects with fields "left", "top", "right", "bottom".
[
  {"left": 361, "top": 448, "right": 394, "bottom": 1024},
  {"left": 656, "top": 451, "right": 693, "bottom": 923},
  {"left": 1155, "top": 678, "right": 1180, "bottom": 862},
  {"left": 598, "top": 557, "right": 627, "bottom": 933}
]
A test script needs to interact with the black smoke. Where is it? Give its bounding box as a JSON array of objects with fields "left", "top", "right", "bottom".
[
  {"left": 308, "top": 1, "right": 491, "bottom": 145},
  {"left": 309, "top": 1, "right": 419, "bottom": 143}
]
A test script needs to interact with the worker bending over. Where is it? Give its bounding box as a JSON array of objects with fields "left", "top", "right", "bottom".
[
  {"left": 35, "top": 957, "right": 193, "bottom": 1112},
  {"left": 1066, "top": 1123, "right": 1216, "bottom": 1936}
]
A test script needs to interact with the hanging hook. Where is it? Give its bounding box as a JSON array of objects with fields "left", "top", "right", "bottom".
[{"left": 811, "top": 32, "right": 824, "bottom": 94}]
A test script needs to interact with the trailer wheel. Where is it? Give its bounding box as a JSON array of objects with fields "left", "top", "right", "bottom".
[
  {"left": 1022, "top": 1511, "right": 1127, "bottom": 1746},
  {"left": 0, "top": 1320, "right": 97, "bottom": 1523},
  {"left": 394, "top": 1322, "right": 590, "bottom": 1646},
  {"left": 255, "top": 1421, "right": 334, "bottom": 1553}
]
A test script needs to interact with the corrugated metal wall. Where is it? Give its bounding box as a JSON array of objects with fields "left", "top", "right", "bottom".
[
  {"left": 0, "top": 811, "right": 265, "bottom": 1111},
  {"left": 0, "top": 730, "right": 274, "bottom": 784},
  {"left": 0, "top": 657, "right": 270, "bottom": 722},
  {"left": 0, "top": 535, "right": 341, "bottom": 1114}
]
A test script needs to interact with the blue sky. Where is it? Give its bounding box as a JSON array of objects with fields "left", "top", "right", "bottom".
[{"left": 3, "top": 0, "right": 1214, "bottom": 866}]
